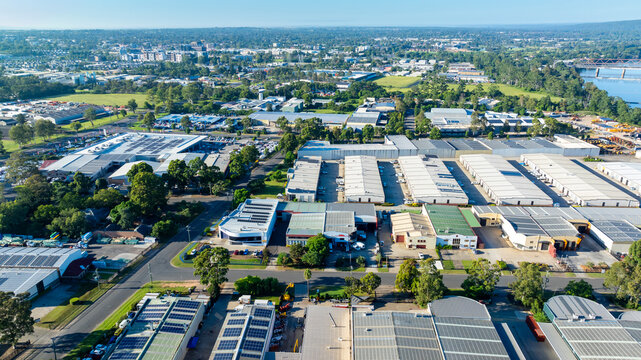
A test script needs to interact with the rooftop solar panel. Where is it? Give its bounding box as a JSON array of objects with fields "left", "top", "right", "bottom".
[
  {"left": 118, "top": 336, "right": 150, "bottom": 349},
  {"left": 242, "top": 340, "right": 264, "bottom": 352},
  {"left": 250, "top": 319, "right": 269, "bottom": 327},
  {"left": 246, "top": 328, "right": 267, "bottom": 339},
  {"left": 223, "top": 327, "right": 243, "bottom": 337},
  {"left": 228, "top": 319, "right": 246, "bottom": 325},
  {"left": 253, "top": 309, "right": 272, "bottom": 318},
  {"left": 110, "top": 353, "right": 139, "bottom": 360},
  {"left": 168, "top": 313, "right": 193, "bottom": 321},
  {"left": 213, "top": 354, "right": 234, "bottom": 360},
  {"left": 218, "top": 340, "right": 238, "bottom": 350}
]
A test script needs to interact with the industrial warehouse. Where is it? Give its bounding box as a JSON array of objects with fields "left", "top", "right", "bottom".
[
  {"left": 211, "top": 304, "right": 275, "bottom": 360},
  {"left": 343, "top": 155, "right": 385, "bottom": 203},
  {"left": 460, "top": 154, "right": 553, "bottom": 206},
  {"left": 521, "top": 153, "right": 640, "bottom": 207},
  {"left": 44, "top": 132, "right": 208, "bottom": 180},
  {"left": 390, "top": 205, "right": 479, "bottom": 249},
  {"left": 297, "top": 135, "right": 599, "bottom": 160},
  {"left": 218, "top": 199, "right": 280, "bottom": 245},
  {"left": 0, "top": 247, "right": 84, "bottom": 299},
  {"left": 598, "top": 161, "right": 641, "bottom": 195},
  {"left": 106, "top": 296, "right": 206, "bottom": 360},
  {"left": 541, "top": 295, "right": 641, "bottom": 360},
  {"left": 285, "top": 157, "right": 321, "bottom": 202},
  {"left": 397, "top": 155, "right": 468, "bottom": 205}
]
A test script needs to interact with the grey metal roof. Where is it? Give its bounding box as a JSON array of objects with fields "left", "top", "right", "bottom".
[
  {"left": 277, "top": 202, "right": 327, "bottom": 213},
  {"left": 300, "top": 306, "right": 351, "bottom": 360},
  {"left": 576, "top": 207, "right": 641, "bottom": 227},
  {"left": 287, "top": 213, "right": 325, "bottom": 236},
  {"left": 473, "top": 206, "right": 583, "bottom": 220},
  {"left": 433, "top": 317, "right": 510, "bottom": 360},
  {"left": 249, "top": 111, "right": 350, "bottom": 125},
  {"left": 352, "top": 311, "right": 442, "bottom": 360},
  {"left": 0, "top": 268, "right": 57, "bottom": 295},
  {"left": 324, "top": 211, "right": 356, "bottom": 234},
  {"left": 546, "top": 295, "right": 614, "bottom": 321},
  {"left": 503, "top": 215, "right": 547, "bottom": 236},
  {"left": 411, "top": 139, "right": 455, "bottom": 150},
  {"left": 553, "top": 320, "right": 641, "bottom": 360},
  {"left": 429, "top": 296, "right": 491, "bottom": 320},
  {"left": 386, "top": 135, "right": 418, "bottom": 150},
  {"left": 326, "top": 203, "right": 376, "bottom": 219},
  {"left": 447, "top": 139, "right": 490, "bottom": 151},
  {"left": 591, "top": 220, "right": 641, "bottom": 243}
]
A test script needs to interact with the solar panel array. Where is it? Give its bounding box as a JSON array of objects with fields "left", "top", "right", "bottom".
[
  {"left": 212, "top": 306, "right": 275, "bottom": 360},
  {"left": 213, "top": 354, "right": 234, "bottom": 360},
  {"left": 118, "top": 337, "right": 150, "bottom": 349},
  {"left": 253, "top": 308, "right": 273, "bottom": 319},
  {"left": 218, "top": 340, "right": 238, "bottom": 350},
  {"left": 242, "top": 340, "right": 264, "bottom": 352}
]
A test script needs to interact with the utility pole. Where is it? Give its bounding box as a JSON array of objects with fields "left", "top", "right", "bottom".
[
  {"left": 349, "top": 252, "right": 353, "bottom": 276},
  {"left": 148, "top": 263, "right": 153, "bottom": 284},
  {"left": 186, "top": 225, "right": 192, "bottom": 242},
  {"left": 52, "top": 338, "right": 57, "bottom": 360}
]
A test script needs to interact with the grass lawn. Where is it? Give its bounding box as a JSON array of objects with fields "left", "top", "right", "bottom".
[
  {"left": 307, "top": 109, "right": 351, "bottom": 114},
  {"left": 170, "top": 242, "right": 198, "bottom": 268},
  {"left": 452, "top": 83, "right": 563, "bottom": 102},
  {"left": 38, "top": 282, "right": 115, "bottom": 330},
  {"left": 585, "top": 272, "right": 606, "bottom": 278},
  {"left": 311, "top": 285, "right": 368, "bottom": 298},
  {"left": 375, "top": 76, "right": 420, "bottom": 90},
  {"left": 255, "top": 295, "right": 282, "bottom": 306},
  {"left": 378, "top": 267, "right": 390, "bottom": 273},
  {"left": 64, "top": 282, "right": 191, "bottom": 360},
  {"left": 251, "top": 180, "right": 286, "bottom": 199},
  {"left": 47, "top": 92, "right": 148, "bottom": 107},
  {"left": 229, "top": 257, "right": 267, "bottom": 269},
  {"left": 441, "top": 269, "right": 468, "bottom": 275},
  {"left": 400, "top": 209, "right": 422, "bottom": 214},
  {"left": 462, "top": 260, "right": 475, "bottom": 270},
  {"left": 441, "top": 260, "right": 455, "bottom": 270}
]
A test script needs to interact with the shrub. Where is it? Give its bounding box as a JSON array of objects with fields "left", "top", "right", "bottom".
[
  {"left": 496, "top": 260, "right": 508, "bottom": 270},
  {"left": 277, "top": 253, "right": 292, "bottom": 266},
  {"left": 356, "top": 256, "right": 366, "bottom": 268}
]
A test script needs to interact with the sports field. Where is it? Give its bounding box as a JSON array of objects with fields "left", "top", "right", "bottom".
[
  {"left": 47, "top": 92, "right": 148, "bottom": 107},
  {"left": 374, "top": 76, "right": 420, "bottom": 90},
  {"left": 453, "top": 83, "right": 563, "bottom": 102}
]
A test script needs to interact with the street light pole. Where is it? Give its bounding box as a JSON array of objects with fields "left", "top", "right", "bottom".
[
  {"left": 186, "top": 225, "right": 192, "bottom": 242},
  {"left": 52, "top": 338, "right": 57, "bottom": 360}
]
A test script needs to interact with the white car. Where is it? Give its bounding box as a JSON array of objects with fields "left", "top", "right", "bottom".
[{"left": 418, "top": 253, "right": 427, "bottom": 260}]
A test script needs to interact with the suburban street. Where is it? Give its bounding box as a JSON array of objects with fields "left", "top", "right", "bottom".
[{"left": 17, "top": 154, "right": 608, "bottom": 359}]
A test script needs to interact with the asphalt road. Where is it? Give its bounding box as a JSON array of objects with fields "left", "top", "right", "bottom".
[
  {"left": 23, "top": 152, "right": 286, "bottom": 359},
  {"left": 21, "top": 152, "right": 607, "bottom": 359}
]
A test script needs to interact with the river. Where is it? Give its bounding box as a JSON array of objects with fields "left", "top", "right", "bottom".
[{"left": 579, "top": 68, "right": 641, "bottom": 108}]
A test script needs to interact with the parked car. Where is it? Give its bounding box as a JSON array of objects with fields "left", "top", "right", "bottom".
[{"left": 418, "top": 253, "right": 428, "bottom": 260}]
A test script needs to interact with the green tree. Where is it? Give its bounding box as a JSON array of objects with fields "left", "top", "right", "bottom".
[
  {"left": 564, "top": 280, "right": 594, "bottom": 299},
  {"left": 0, "top": 292, "right": 34, "bottom": 348},
  {"left": 429, "top": 127, "right": 441, "bottom": 140},
  {"left": 362, "top": 124, "right": 374, "bottom": 142},
  {"left": 509, "top": 262, "right": 544, "bottom": 309},
  {"left": 34, "top": 119, "right": 56, "bottom": 139},
  {"left": 413, "top": 259, "right": 447, "bottom": 308},
  {"left": 120, "top": 109, "right": 127, "bottom": 118},
  {"left": 461, "top": 258, "right": 501, "bottom": 300},
  {"left": 5, "top": 152, "right": 38, "bottom": 184},
  {"left": 289, "top": 243, "right": 305, "bottom": 264},
  {"left": 91, "top": 188, "right": 124, "bottom": 209},
  {"left": 127, "top": 99, "right": 138, "bottom": 113},
  {"left": 361, "top": 272, "right": 382, "bottom": 299},
  {"left": 129, "top": 172, "right": 168, "bottom": 216},
  {"left": 9, "top": 124, "right": 34, "bottom": 147},
  {"left": 180, "top": 115, "right": 192, "bottom": 134},
  {"left": 126, "top": 162, "right": 154, "bottom": 182},
  {"left": 344, "top": 276, "right": 362, "bottom": 298},
  {"left": 234, "top": 275, "right": 263, "bottom": 296},
  {"left": 143, "top": 112, "right": 156, "bottom": 131},
  {"left": 14, "top": 114, "right": 26, "bottom": 125},
  {"left": 71, "top": 121, "right": 82, "bottom": 133},
  {"left": 166, "top": 160, "right": 191, "bottom": 190},
  {"left": 279, "top": 133, "right": 298, "bottom": 153},
  {"left": 306, "top": 234, "right": 329, "bottom": 259},
  {"left": 276, "top": 116, "right": 289, "bottom": 131},
  {"left": 83, "top": 107, "right": 97, "bottom": 127},
  {"left": 628, "top": 240, "right": 641, "bottom": 264},
  {"left": 487, "top": 131, "right": 494, "bottom": 140},
  {"left": 109, "top": 201, "right": 139, "bottom": 229},
  {"left": 395, "top": 259, "right": 419, "bottom": 293},
  {"left": 193, "top": 247, "right": 230, "bottom": 297},
  {"left": 47, "top": 208, "right": 88, "bottom": 238},
  {"left": 151, "top": 220, "right": 178, "bottom": 241},
  {"left": 232, "top": 188, "right": 249, "bottom": 209},
  {"left": 304, "top": 269, "right": 312, "bottom": 298},
  {"left": 16, "top": 174, "right": 51, "bottom": 207}
]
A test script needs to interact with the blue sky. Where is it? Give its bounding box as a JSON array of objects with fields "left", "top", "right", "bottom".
[{"left": 1, "top": 0, "right": 640, "bottom": 29}]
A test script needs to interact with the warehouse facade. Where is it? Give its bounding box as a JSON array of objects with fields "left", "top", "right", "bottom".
[
  {"left": 218, "top": 199, "right": 279, "bottom": 245},
  {"left": 460, "top": 154, "right": 553, "bottom": 206},
  {"left": 285, "top": 157, "right": 321, "bottom": 202},
  {"left": 598, "top": 161, "right": 641, "bottom": 195},
  {"left": 344, "top": 156, "right": 385, "bottom": 203},
  {"left": 398, "top": 155, "right": 468, "bottom": 205},
  {"left": 521, "top": 153, "right": 639, "bottom": 207}
]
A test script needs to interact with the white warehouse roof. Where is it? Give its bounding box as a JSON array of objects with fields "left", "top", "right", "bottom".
[
  {"left": 344, "top": 156, "right": 385, "bottom": 203},
  {"left": 286, "top": 157, "right": 321, "bottom": 200},
  {"left": 460, "top": 154, "right": 553, "bottom": 206},
  {"left": 598, "top": 162, "right": 641, "bottom": 195},
  {"left": 521, "top": 153, "right": 639, "bottom": 207},
  {"left": 398, "top": 155, "right": 467, "bottom": 205}
]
